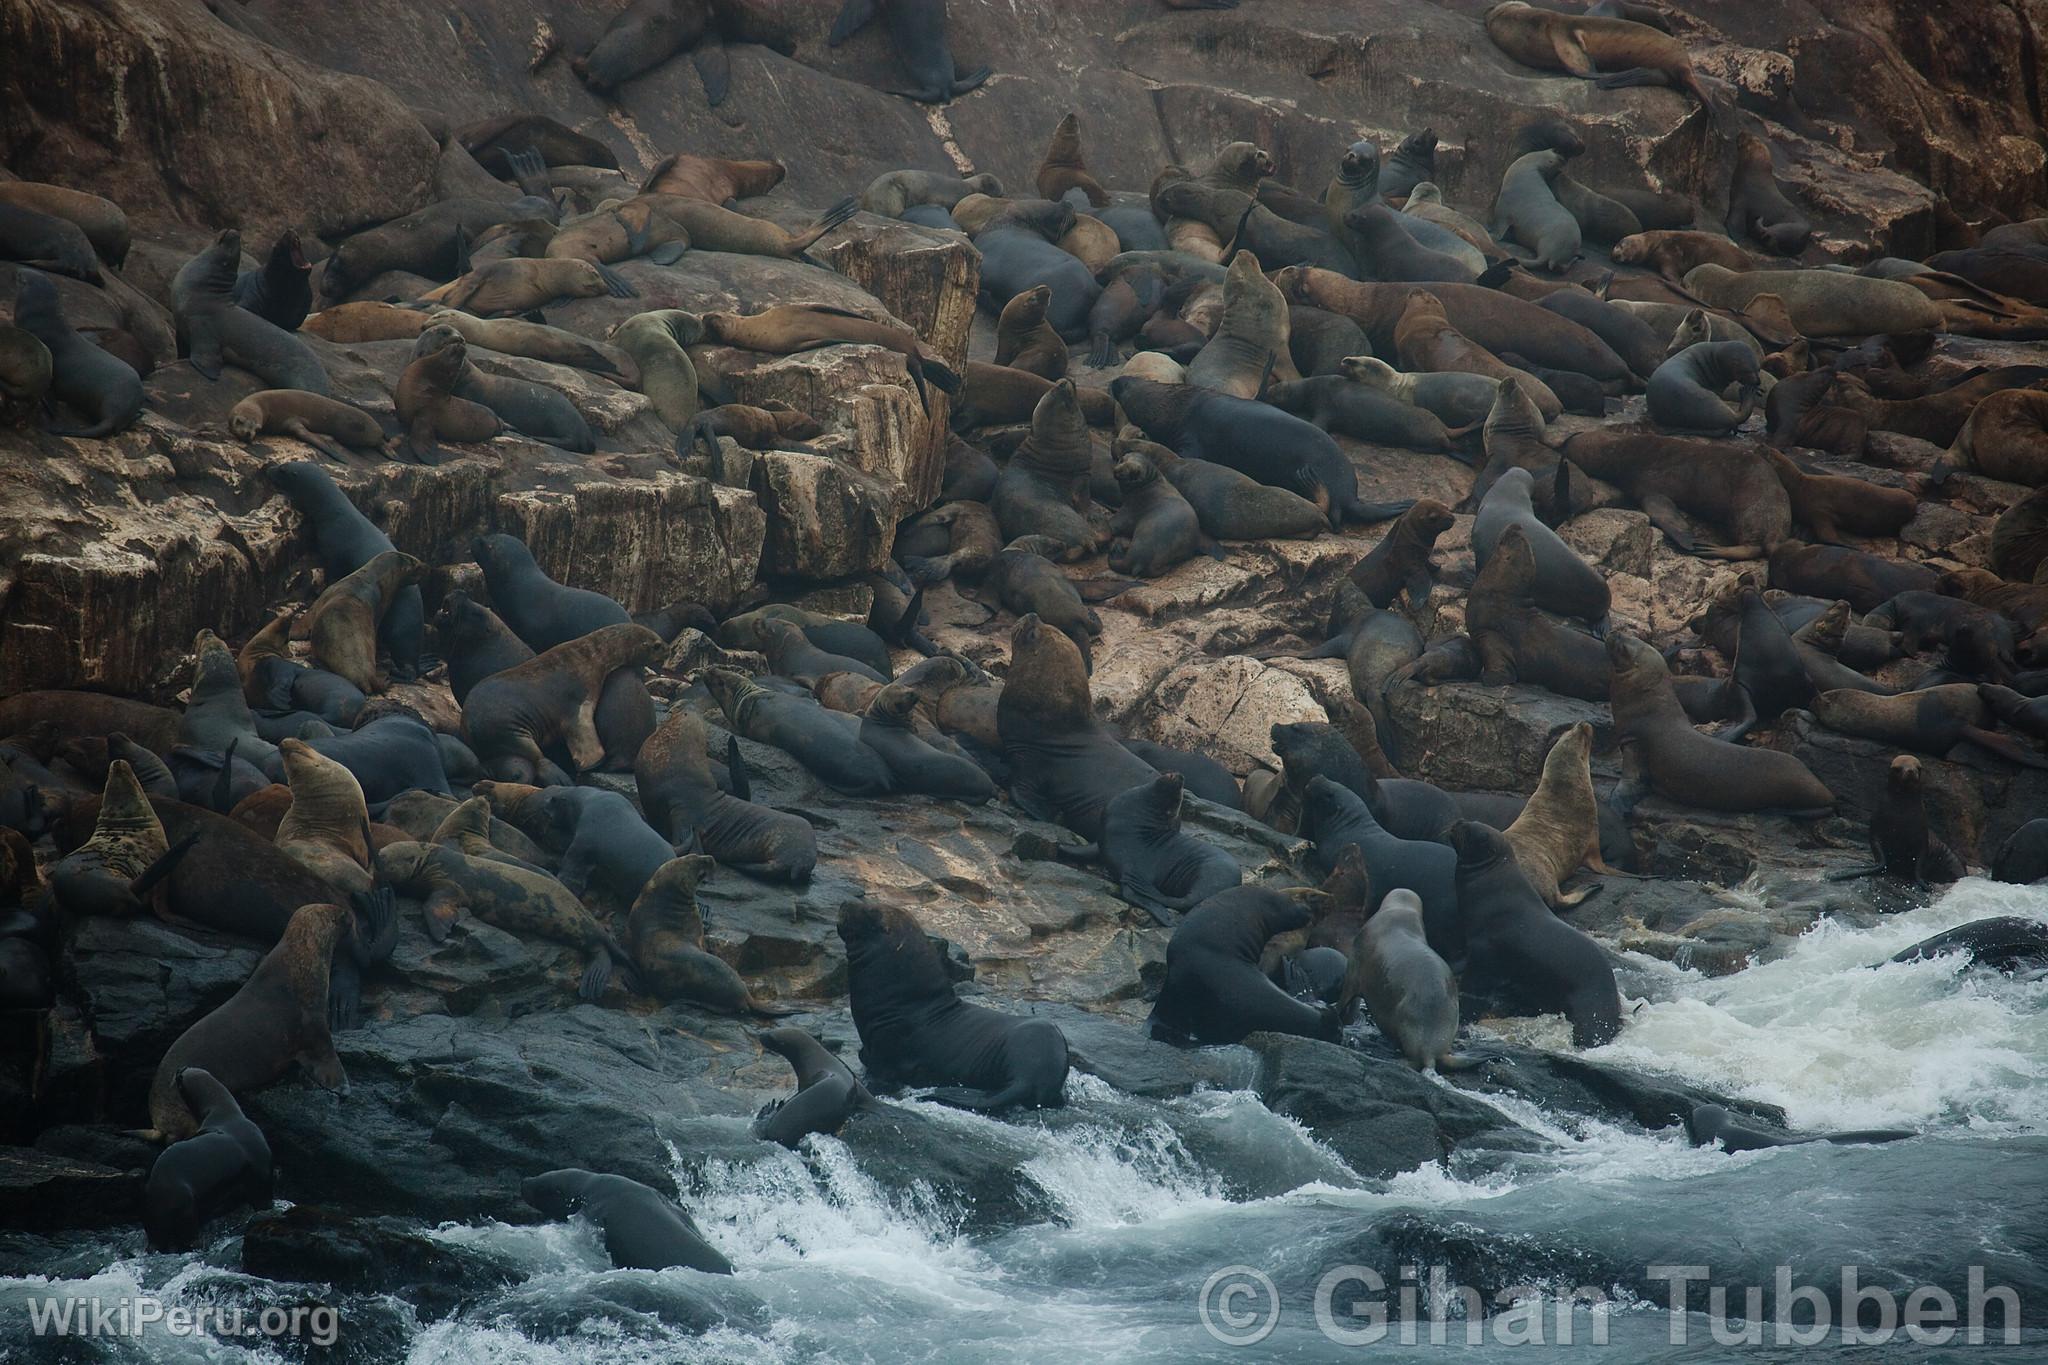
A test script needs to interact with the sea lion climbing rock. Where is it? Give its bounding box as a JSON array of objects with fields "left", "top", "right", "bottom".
[
  {"left": 143, "top": 1068, "right": 273, "bottom": 1252},
  {"left": 752, "top": 1028, "right": 877, "bottom": 1147},
  {"left": 1149, "top": 885, "right": 1338, "bottom": 1045},
  {"left": 304, "top": 551, "right": 425, "bottom": 695},
  {"left": 624, "top": 855, "right": 782, "bottom": 1014},
  {"left": 521, "top": 1169, "right": 734, "bottom": 1273}
]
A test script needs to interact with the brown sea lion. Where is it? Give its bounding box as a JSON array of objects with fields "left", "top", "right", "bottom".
[
  {"left": 462, "top": 624, "right": 666, "bottom": 782},
  {"left": 685, "top": 400, "right": 821, "bottom": 454},
  {"left": 1468, "top": 526, "right": 1611, "bottom": 701},
  {"left": 420, "top": 258, "right": 621, "bottom": 315},
  {"left": 1109, "top": 452, "right": 1213, "bottom": 576},
  {"left": 1940, "top": 569, "right": 2048, "bottom": 636},
  {"left": 1186, "top": 251, "right": 1290, "bottom": 401},
  {"left": 1483, "top": 1, "right": 1720, "bottom": 120},
  {"left": 304, "top": 551, "right": 426, "bottom": 694},
  {"left": 1503, "top": 721, "right": 1629, "bottom": 908},
  {"left": 1768, "top": 540, "right": 1938, "bottom": 614},
  {"left": 394, "top": 330, "right": 500, "bottom": 464},
  {"left": 45, "top": 761, "right": 190, "bottom": 918},
  {"left": 633, "top": 709, "right": 815, "bottom": 883},
  {"left": 636, "top": 192, "right": 858, "bottom": 262},
  {"left": 702, "top": 302, "right": 959, "bottom": 397},
  {"left": 997, "top": 614, "right": 1156, "bottom": 839},
  {"left": 228, "top": 390, "right": 388, "bottom": 461},
  {"left": 1611, "top": 230, "right": 1753, "bottom": 279},
  {"left": 991, "top": 379, "right": 1101, "bottom": 558},
  {"left": 1563, "top": 428, "right": 1791, "bottom": 558},
  {"left": 1827, "top": 754, "right": 1966, "bottom": 885},
  {"left": 624, "top": 855, "right": 787, "bottom": 1014},
  {"left": 1810, "top": 686, "right": 2047, "bottom": 769},
  {"left": 954, "top": 361, "right": 1115, "bottom": 427},
  {"left": 1036, "top": 113, "right": 1109, "bottom": 207},
  {"left": 458, "top": 114, "right": 620, "bottom": 174},
  {"left": 573, "top": 0, "right": 728, "bottom": 102},
  {"left": 1608, "top": 632, "right": 1833, "bottom": 815},
  {"left": 543, "top": 198, "right": 692, "bottom": 270},
  {"left": 1945, "top": 388, "right": 2048, "bottom": 486},
  {"left": 1352, "top": 499, "right": 1455, "bottom": 609},
  {"left": 146, "top": 901, "right": 354, "bottom": 1141},
  {"left": 994, "top": 285, "right": 1068, "bottom": 379},
  {"left": 0, "top": 181, "right": 129, "bottom": 266},
  {"left": 858, "top": 169, "right": 1002, "bottom": 217},
  {"left": 642, "top": 152, "right": 784, "bottom": 203},
  {"left": 1992, "top": 485, "right": 2048, "bottom": 584},
  {"left": 1761, "top": 448, "right": 1918, "bottom": 544},
  {"left": 1682, "top": 264, "right": 1940, "bottom": 337},
  {"left": 1395, "top": 289, "right": 1561, "bottom": 419},
  {"left": 1725, "top": 134, "right": 1813, "bottom": 257},
  {"left": 273, "top": 739, "right": 372, "bottom": 894},
  {"left": 0, "top": 692, "right": 181, "bottom": 756}
]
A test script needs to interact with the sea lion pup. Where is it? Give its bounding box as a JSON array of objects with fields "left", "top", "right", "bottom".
[
  {"left": 1445, "top": 820, "right": 1620, "bottom": 1045},
  {"left": 1563, "top": 429, "right": 1792, "bottom": 559},
  {"left": 752, "top": 1028, "right": 878, "bottom": 1147},
  {"left": 993, "top": 285, "right": 1068, "bottom": 379},
  {"left": 228, "top": 390, "right": 387, "bottom": 461},
  {"left": 626, "top": 855, "right": 786, "bottom": 1014},
  {"left": 1724, "top": 133, "right": 1812, "bottom": 256},
  {"left": 376, "top": 840, "right": 632, "bottom": 996},
  {"left": 1762, "top": 449, "right": 1918, "bottom": 545},
  {"left": 1825, "top": 754, "right": 1966, "bottom": 886},
  {"left": 899, "top": 499, "right": 1003, "bottom": 583},
  {"left": 611, "top": 309, "right": 703, "bottom": 430},
  {"left": 572, "top": 0, "right": 728, "bottom": 103},
  {"left": 1811, "top": 686, "right": 2048, "bottom": 769},
  {"left": 171, "top": 229, "right": 329, "bottom": 394},
  {"left": 980, "top": 537, "right": 1103, "bottom": 670},
  {"left": 521, "top": 1169, "right": 733, "bottom": 1274},
  {"left": 1136, "top": 439, "right": 1327, "bottom": 542},
  {"left": 1394, "top": 289, "right": 1562, "bottom": 420},
  {"left": 685, "top": 400, "right": 821, "bottom": 456},
  {"left": 1112, "top": 376, "right": 1413, "bottom": 528},
  {"left": 991, "top": 379, "right": 1100, "bottom": 558},
  {"left": 1109, "top": 452, "right": 1214, "bottom": 577},
  {"left": 1489, "top": 150, "right": 1582, "bottom": 272},
  {"left": 143, "top": 1068, "right": 273, "bottom": 1251},
  {"left": 12, "top": 270, "right": 143, "bottom": 437},
  {"left": 1484, "top": 1, "right": 1720, "bottom": 118},
  {"left": 1474, "top": 468, "right": 1611, "bottom": 626},
  {"left": 643, "top": 151, "right": 785, "bottom": 203},
  {"left": 145, "top": 901, "right": 354, "bottom": 1140},
  {"left": 462, "top": 623, "right": 665, "bottom": 783},
  {"left": 704, "top": 669, "right": 894, "bottom": 795},
  {"left": 828, "top": 0, "right": 993, "bottom": 103},
  {"left": 394, "top": 330, "right": 500, "bottom": 464},
  {"left": 1612, "top": 229, "right": 1753, "bottom": 280},
  {"left": 1038, "top": 770, "right": 1240, "bottom": 924},
  {"left": 422, "top": 257, "right": 624, "bottom": 316},
  {"left": 839, "top": 899, "right": 1068, "bottom": 1110},
  {"left": 1769, "top": 541, "right": 1937, "bottom": 615},
  {"left": 1548, "top": 166, "right": 1642, "bottom": 246},
  {"left": 1036, "top": 113, "right": 1109, "bottom": 206},
  {"left": 1503, "top": 721, "right": 1630, "bottom": 909},
  {"left": 700, "top": 302, "right": 959, "bottom": 397},
  {"left": 1148, "top": 885, "right": 1338, "bottom": 1045},
  {"left": 273, "top": 739, "right": 372, "bottom": 893},
  {"left": 304, "top": 550, "right": 426, "bottom": 695},
  {"left": 1682, "top": 263, "right": 1941, "bottom": 337},
  {"left": 1646, "top": 340, "right": 1760, "bottom": 435},
  {"left": 1343, "top": 889, "right": 1478, "bottom": 1071},
  {"left": 1685, "top": 1104, "right": 1912, "bottom": 1153},
  {"left": 1351, "top": 499, "right": 1454, "bottom": 609},
  {"left": 859, "top": 684, "right": 995, "bottom": 801},
  {"left": 1339, "top": 355, "right": 1497, "bottom": 431},
  {"left": 859, "top": 169, "right": 1000, "bottom": 217},
  {"left": 997, "top": 615, "right": 1157, "bottom": 839},
  {"left": 45, "top": 762, "right": 195, "bottom": 918},
  {"left": 1944, "top": 388, "right": 2048, "bottom": 487},
  {"left": 1607, "top": 631, "right": 1834, "bottom": 815},
  {"left": 231, "top": 229, "right": 312, "bottom": 331},
  {"left": 410, "top": 324, "right": 596, "bottom": 452}
]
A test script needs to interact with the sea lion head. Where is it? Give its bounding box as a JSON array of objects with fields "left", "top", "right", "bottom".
[
  {"left": 637, "top": 852, "right": 716, "bottom": 909},
  {"left": 1887, "top": 753, "right": 1923, "bottom": 795},
  {"left": 1445, "top": 818, "right": 1512, "bottom": 871},
  {"left": 1611, "top": 234, "right": 1651, "bottom": 265},
  {"left": 228, "top": 398, "right": 264, "bottom": 442},
  {"left": 1407, "top": 182, "right": 1445, "bottom": 206},
  {"left": 373, "top": 840, "right": 435, "bottom": 886},
  {"left": 1339, "top": 355, "right": 1397, "bottom": 390},
  {"left": 1008, "top": 284, "right": 1052, "bottom": 325},
  {"left": 703, "top": 667, "right": 754, "bottom": 722},
  {"left": 866, "top": 682, "right": 922, "bottom": 727},
  {"left": 1604, "top": 630, "right": 1664, "bottom": 685},
  {"left": 1114, "top": 770, "right": 1185, "bottom": 833},
  {"left": 1112, "top": 452, "right": 1160, "bottom": 495},
  {"left": 966, "top": 173, "right": 1004, "bottom": 196},
  {"left": 429, "top": 795, "right": 494, "bottom": 847},
  {"left": 519, "top": 1169, "right": 590, "bottom": 1218},
  {"left": 892, "top": 653, "right": 969, "bottom": 702},
  {"left": 1338, "top": 140, "right": 1380, "bottom": 188},
  {"left": 1405, "top": 498, "right": 1456, "bottom": 541},
  {"left": 190, "top": 629, "right": 242, "bottom": 695},
  {"left": 1212, "top": 141, "right": 1275, "bottom": 187},
  {"left": 432, "top": 589, "right": 496, "bottom": 649},
  {"left": 471, "top": 532, "right": 535, "bottom": 581},
  {"left": 834, "top": 896, "right": 903, "bottom": 950}
]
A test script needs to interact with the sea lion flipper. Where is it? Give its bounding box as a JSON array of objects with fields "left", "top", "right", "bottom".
[
  {"left": 647, "top": 242, "right": 689, "bottom": 267},
  {"left": 127, "top": 832, "right": 200, "bottom": 905},
  {"left": 1960, "top": 726, "right": 2048, "bottom": 770},
  {"left": 328, "top": 956, "right": 362, "bottom": 1033},
  {"left": 1117, "top": 875, "right": 1181, "bottom": 928},
  {"left": 580, "top": 946, "right": 614, "bottom": 1001},
  {"left": 595, "top": 264, "right": 638, "bottom": 299},
  {"left": 1639, "top": 493, "right": 1695, "bottom": 552},
  {"left": 1593, "top": 67, "right": 1671, "bottom": 90},
  {"left": 691, "top": 36, "right": 731, "bottom": 107},
  {"left": 725, "top": 735, "right": 753, "bottom": 803},
  {"left": 828, "top": 0, "right": 878, "bottom": 46},
  {"left": 1548, "top": 28, "right": 1598, "bottom": 76}
]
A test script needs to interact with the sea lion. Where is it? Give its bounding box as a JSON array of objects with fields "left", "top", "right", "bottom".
[
  {"left": 990, "top": 378, "right": 1100, "bottom": 557},
  {"left": 11, "top": 270, "right": 143, "bottom": 436},
  {"left": 1264, "top": 375, "right": 1466, "bottom": 454},
  {"left": 1503, "top": 721, "right": 1626, "bottom": 908},
  {"left": 1683, "top": 263, "right": 1940, "bottom": 337},
  {"left": 146, "top": 901, "right": 354, "bottom": 1140},
  {"left": 0, "top": 318, "right": 52, "bottom": 422},
  {"left": 535, "top": 786, "right": 676, "bottom": 908},
  {"left": 1343, "top": 201, "right": 1480, "bottom": 282},
  {"left": 1381, "top": 128, "right": 1439, "bottom": 200},
  {"left": 520, "top": 1169, "right": 733, "bottom": 1273},
  {"left": 1490, "top": 151, "right": 1582, "bottom": 272},
  {"left": 377, "top": 840, "right": 631, "bottom": 996},
  {"left": 1993, "top": 485, "right": 2048, "bottom": 584},
  {"left": 462, "top": 623, "right": 664, "bottom": 782},
  {"left": 1401, "top": 182, "right": 1502, "bottom": 259},
  {"left": 996, "top": 615, "right": 1157, "bottom": 840},
  {"left": 182, "top": 629, "right": 278, "bottom": 765},
  {"left": 1686, "top": 1102, "right": 1914, "bottom": 1152},
  {"left": 751, "top": 1028, "right": 878, "bottom": 1147},
  {"left": 0, "top": 198, "right": 101, "bottom": 281},
  {"left": 142, "top": 1068, "right": 273, "bottom": 1252},
  {"left": 393, "top": 330, "right": 500, "bottom": 463},
  {"left": 1287, "top": 304, "right": 1371, "bottom": 378},
  {"left": 1762, "top": 448, "right": 1919, "bottom": 545},
  {"left": 410, "top": 324, "right": 594, "bottom": 451},
  {"left": 828, "top": 0, "right": 993, "bottom": 103},
  {"left": 1769, "top": 541, "right": 1938, "bottom": 615},
  {"left": 1608, "top": 632, "right": 1835, "bottom": 814},
  {"left": 273, "top": 739, "right": 372, "bottom": 893},
  {"left": 1148, "top": 885, "right": 1337, "bottom": 1044},
  {"left": 1474, "top": 468, "right": 1611, "bottom": 625},
  {"left": 418, "top": 308, "right": 631, "bottom": 378},
  {"left": 1810, "top": 686, "right": 2048, "bottom": 769},
  {"left": 754, "top": 618, "right": 887, "bottom": 688},
  {"left": 899, "top": 499, "right": 1003, "bottom": 583},
  {"left": 231, "top": 229, "right": 312, "bottom": 331},
  {"left": 458, "top": 114, "right": 620, "bottom": 173},
  {"left": 684, "top": 401, "right": 821, "bottom": 456},
  {"left": 641, "top": 151, "right": 784, "bottom": 204},
  {"left": 1036, "top": 113, "right": 1109, "bottom": 206},
  {"left": 1049, "top": 771, "right": 1240, "bottom": 924},
  {"left": 1142, "top": 441, "right": 1329, "bottom": 541},
  {"left": 1351, "top": 499, "right": 1454, "bottom": 609},
  {"left": 704, "top": 669, "right": 893, "bottom": 795},
  {"left": 1725, "top": 134, "right": 1812, "bottom": 256},
  {"left": 422, "top": 257, "right": 622, "bottom": 317},
  {"left": 980, "top": 539, "right": 1102, "bottom": 671},
  {"left": 172, "top": 230, "right": 328, "bottom": 393},
  {"left": 1299, "top": 775, "right": 1461, "bottom": 960},
  {"left": 264, "top": 465, "right": 416, "bottom": 678},
  {"left": 1829, "top": 754, "right": 1966, "bottom": 886},
  {"left": 1338, "top": 355, "right": 1498, "bottom": 430},
  {"left": 1612, "top": 229, "right": 1752, "bottom": 279},
  {"left": 1345, "top": 889, "right": 1473, "bottom": 1070},
  {"left": 1394, "top": 289, "right": 1562, "bottom": 420},
  {"left": 45, "top": 761, "right": 192, "bottom": 918},
  {"left": 228, "top": 390, "right": 387, "bottom": 461},
  {"left": 859, "top": 169, "right": 1001, "bottom": 217},
  {"left": 1945, "top": 388, "right": 2048, "bottom": 486},
  {"left": 993, "top": 284, "right": 1067, "bottom": 379},
  {"left": 1109, "top": 452, "right": 1214, "bottom": 576},
  {"left": 543, "top": 198, "right": 693, "bottom": 274},
  {"left": 1185, "top": 252, "right": 1290, "bottom": 400},
  {"left": 304, "top": 551, "right": 425, "bottom": 694},
  {"left": 1447, "top": 820, "right": 1621, "bottom": 1045},
  {"left": 272, "top": 711, "right": 452, "bottom": 812},
  {"left": 1550, "top": 168, "right": 1642, "bottom": 246},
  {"left": 1646, "top": 340, "right": 1760, "bottom": 435},
  {"left": 859, "top": 683, "right": 995, "bottom": 800},
  {"left": 1113, "top": 376, "right": 1412, "bottom": 527},
  {"left": 0, "top": 181, "right": 128, "bottom": 266},
  {"left": 701, "top": 301, "right": 957, "bottom": 397},
  {"left": 1563, "top": 429, "right": 1792, "bottom": 558},
  {"left": 839, "top": 899, "right": 1068, "bottom": 1109},
  {"left": 1484, "top": 1, "right": 1718, "bottom": 119},
  {"left": 623, "top": 854, "right": 780, "bottom": 1014},
  {"left": 572, "top": 0, "right": 728, "bottom": 104},
  {"left": 1992, "top": 821, "right": 2048, "bottom": 884},
  {"left": 611, "top": 310, "right": 704, "bottom": 430}
]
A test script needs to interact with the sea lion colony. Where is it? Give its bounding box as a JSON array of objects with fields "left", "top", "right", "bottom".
[{"left": 3, "top": 0, "right": 2047, "bottom": 1264}]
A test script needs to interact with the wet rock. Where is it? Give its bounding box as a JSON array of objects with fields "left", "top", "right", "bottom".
[
  {"left": 241, "top": 1205, "right": 520, "bottom": 1316},
  {"left": 0, "top": 1148, "right": 141, "bottom": 1231}
]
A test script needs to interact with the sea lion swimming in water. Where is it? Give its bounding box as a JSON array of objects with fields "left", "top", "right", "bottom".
[{"left": 521, "top": 1169, "right": 734, "bottom": 1273}]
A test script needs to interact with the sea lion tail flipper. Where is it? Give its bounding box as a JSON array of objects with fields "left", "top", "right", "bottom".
[
  {"left": 1474, "top": 260, "right": 1516, "bottom": 290},
  {"left": 919, "top": 356, "right": 963, "bottom": 395},
  {"left": 1402, "top": 571, "right": 1436, "bottom": 610},
  {"left": 1638, "top": 494, "right": 1696, "bottom": 552},
  {"left": 950, "top": 66, "right": 993, "bottom": 97},
  {"left": 580, "top": 945, "right": 615, "bottom": 1002},
  {"left": 1960, "top": 727, "right": 2048, "bottom": 770},
  {"left": 891, "top": 586, "right": 927, "bottom": 645},
  {"left": 505, "top": 147, "right": 551, "bottom": 198},
  {"left": 828, "top": 0, "right": 878, "bottom": 45},
  {"left": 692, "top": 36, "right": 732, "bottom": 107},
  {"left": 1591, "top": 67, "right": 1673, "bottom": 90},
  {"left": 726, "top": 736, "right": 753, "bottom": 803},
  {"left": 451, "top": 224, "right": 471, "bottom": 278},
  {"left": 350, "top": 884, "right": 400, "bottom": 966},
  {"left": 404, "top": 417, "right": 446, "bottom": 467},
  {"left": 1347, "top": 497, "right": 1417, "bottom": 525},
  {"left": 747, "top": 996, "right": 800, "bottom": 1019},
  {"left": 1712, "top": 685, "right": 1759, "bottom": 744},
  {"left": 1118, "top": 877, "right": 1182, "bottom": 928},
  {"left": 1089, "top": 331, "right": 1116, "bottom": 368},
  {"left": 800, "top": 197, "right": 860, "bottom": 253},
  {"left": 595, "top": 264, "right": 638, "bottom": 299},
  {"left": 648, "top": 242, "right": 690, "bottom": 267},
  {"left": 210, "top": 737, "right": 239, "bottom": 812},
  {"left": 126, "top": 832, "right": 200, "bottom": 907},
  {"left": 187, "top": 317, "right": 224, "bottom": 381},
  {"left": 328, "top": 956, "right": 363, "bottom": 1034}
]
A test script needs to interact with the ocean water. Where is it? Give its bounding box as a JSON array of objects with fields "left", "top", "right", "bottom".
[{"left": 4, "top": 880, "right": 2044, "bottom": 1363}]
